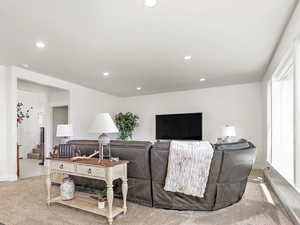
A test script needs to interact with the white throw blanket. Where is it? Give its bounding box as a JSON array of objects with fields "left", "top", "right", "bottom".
[{"left": 164, "top": 141, "right": 214, "bottom": 198}]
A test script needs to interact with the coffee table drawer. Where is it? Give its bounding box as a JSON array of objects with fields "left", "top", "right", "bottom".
[
  {"left": 77, "top": 165, "right": 105, "bottom": 178},
  {"left": 51, "top": 161, "right": 75, "bottom": 173}
]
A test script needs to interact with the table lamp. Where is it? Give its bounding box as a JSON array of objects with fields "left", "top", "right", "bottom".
[
  {"left": 89, "top": 113, "right": 119, "bottom": 161},
  {"left": 56, "top": 124, "right": 73, "bottom": 144},
  {"left": 222, "top": 125, "right": 236, "bottom": 143}
]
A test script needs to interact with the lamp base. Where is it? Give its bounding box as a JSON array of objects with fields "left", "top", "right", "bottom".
[
  {"left": 87, "top": 134, "right": 112, "bottom": 161},
  {"left": 98, "top": 133, "right": 111, "bottom": 161},
  {"left": 223, "top": 136, "right": 236, "bottom": 143},
  {"left": 60, "top": 137, "right": 69, "bottom": 144},
  {"left": 98, "top": 133, "right": 110, "bottom": 145}
]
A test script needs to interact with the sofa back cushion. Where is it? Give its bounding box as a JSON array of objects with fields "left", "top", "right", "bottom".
[
  {"left": 215, "top": 142, "right": 256, "bottom": 183},
  {"left": 67, "top": 140, "right": 98, "bottom": 157},
  {"left": 110, "top": 140, "right": 152, "bottom": 179},
  {"left": 67, "top": 139, "right": 153, "bottom": 207},
  {"left": 67, "top": 140, "right": 152, "bottom": 179},
  {"left": 150, "top": 140, "right": 256, "bottom": 210},
  {"left": 110, "top": 140, "right": 153, "bottom": 207},
  {"left": 150, "top": 141, "right": 223, "bottom": 210}
]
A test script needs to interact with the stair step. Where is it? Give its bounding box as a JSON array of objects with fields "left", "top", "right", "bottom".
[
  {"left": 27, "top": 153, "right": 42, "bottom": 160},
  {"left": 32, "top": 148, "right": 42, "bottom": 153}
]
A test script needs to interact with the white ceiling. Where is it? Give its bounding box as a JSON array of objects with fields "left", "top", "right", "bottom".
[
  {"left": 17, "top": 79, "right": 68, "bottom": 94},
  {"left": 0, "top": 0, "right": 298, "bottom": 96}
]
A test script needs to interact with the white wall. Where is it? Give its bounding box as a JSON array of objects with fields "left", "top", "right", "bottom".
[
  {"left": 261, "top": 1, "right": 300, "bottom": 169},
  {"left": 1, "top": 66, "right": 120, "bottom": 181},
  {"left": 52, "top": 106, "right": 68, "bottom": 145},
  {"left": 0, "top": 66, "right": 9, "bottom": 181},
  {"left": 120, "top": 82, "right": 264, "bottom": 168},
  {"left": 48, "top": 90, "right": 69, "bottom": 107},
  {"left": 1, "top": 65, "right": 264, "bottom": 180},
  {"left": 263, "top": 2, "right": 300, "bottom": 83},
  {"left": 17, "top": 90, "right": 48, "bottom": 158},
  {"left": 262, "top": 2, "right": 300, "bottom": 161},
  {"left": 13, "top": 67, "right": 120, "bottom": 138},
  {"left": 0, "top": 67, "right": 18, "bottom": 181},
  {"left": 260, "top": 2, "right": 300, "bottom": 223},
  {"left": 261, "top": 2, "right": 300, "bottom": 160},
  {"left": 17, "top": 80, "right": 70, "bottom": 159}
]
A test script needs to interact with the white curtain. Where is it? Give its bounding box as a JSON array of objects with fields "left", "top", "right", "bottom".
[{"left": 271, "top": 65, "right": 294, "bottom": 184}]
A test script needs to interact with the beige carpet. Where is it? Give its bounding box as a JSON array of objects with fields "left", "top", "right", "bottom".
[{"left": 0, "top": 176, "right": 293, "bottom": 225}]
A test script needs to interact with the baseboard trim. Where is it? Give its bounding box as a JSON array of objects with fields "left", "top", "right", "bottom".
[
  {"left": 0, "top": 175, "right": 18, "bottom": 182},
  {"left": 253, "top": 162, "right": 267, "bottom": 170},
  {"left": 264, "top": 164, "right": 300, "bottom": 225}
]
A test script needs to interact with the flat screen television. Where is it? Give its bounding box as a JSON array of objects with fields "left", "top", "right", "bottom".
[{"left": 156, "top": 113, "right": 202, "bottom": 140}]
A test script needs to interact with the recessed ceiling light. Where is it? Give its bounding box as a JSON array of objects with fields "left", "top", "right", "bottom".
[
  {"left": 103, "top": 72, "right": 110, "bottom": 76},
  {"left": 144, "top": 0, "right": 157, "bottom": 7},
  {"left": 136, "top": 87, "right": 142, "bottom": 91},
  {"left": 184, "top": 55, "right": 192, "bottom": 60},
  {"left": 200, "top": 78, "right": 206, "bottom": 82},
  {"left": 21, "top": 64, "right": 29, "bottom": 68},
  {"left": 35, "top": 41, "right": 46, "bottom": 49}
]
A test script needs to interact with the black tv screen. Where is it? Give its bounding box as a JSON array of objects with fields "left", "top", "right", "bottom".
[{"left": 156, "top": 113, "right": 202, "bottom": 140}]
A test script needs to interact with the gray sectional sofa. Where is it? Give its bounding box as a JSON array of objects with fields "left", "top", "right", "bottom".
[
  {"left": 151, "top": 141, "right": 255, "bottom": 210},
  {"left": 67, "top": 139, "right": 255, "bottom": 210}
]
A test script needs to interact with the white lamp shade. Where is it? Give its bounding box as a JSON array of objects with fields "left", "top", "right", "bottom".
[
  {"left": 222, "top": 126, "right": 236, "bottom": 137},
  {"left": 89, "top": 113, "right": 119, "bottom": 134},
  {"left": 56, "top": 124, "right": 73, "bottom": 137}
]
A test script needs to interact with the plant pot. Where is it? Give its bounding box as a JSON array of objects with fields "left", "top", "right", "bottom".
[
  {"left": 97, "top": 198, "right": 107, "bottom": 209},
  {"left": 98, "top": 201, "right": 105, "bottom": 209}
]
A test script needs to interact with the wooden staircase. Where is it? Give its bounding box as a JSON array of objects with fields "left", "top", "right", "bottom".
[{"left": 27, "top": 144, "right": 43, "bottom": 160}]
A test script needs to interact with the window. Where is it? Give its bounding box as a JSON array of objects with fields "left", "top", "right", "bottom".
[{"left": 271, "top": 64, "right": 294, "bottom": 185}]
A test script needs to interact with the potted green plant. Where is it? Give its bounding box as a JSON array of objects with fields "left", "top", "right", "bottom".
[
  {"left": 115, "top": 112, "right": 139, "bottom": 140},
  {"left": 95, "top": 189, "right": 107, "bottom": 209}
]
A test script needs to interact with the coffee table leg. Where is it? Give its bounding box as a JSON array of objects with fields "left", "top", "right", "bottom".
[
  {"left": 106, "top": 168, "right": 114, "bottom": 225},
  {"left": 122, "top": 164, "right": 128, "bottom": 214},
  {"left": 46, "top": 164, "right": 51, "bottom": 206}
]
